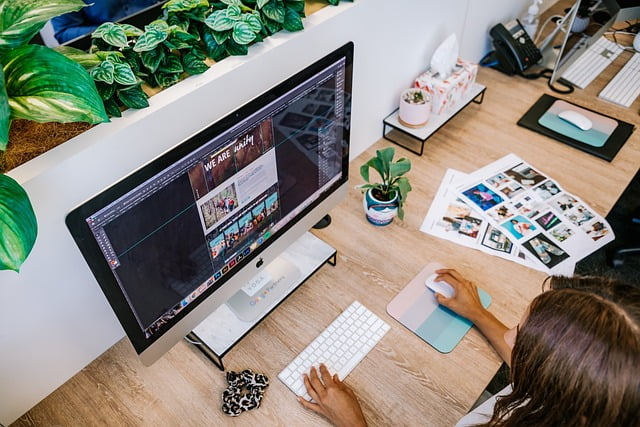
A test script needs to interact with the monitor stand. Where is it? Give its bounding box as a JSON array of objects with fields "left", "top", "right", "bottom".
[{"left": 187, "top": 231, "right": 336, "bottom": 370}]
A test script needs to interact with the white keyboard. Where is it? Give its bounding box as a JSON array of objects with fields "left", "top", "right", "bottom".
[
  {"left": 562, "top": 37, "right": 623, "bottom": 89},
  {"left": 599, "top": 52, "right": 640, "bottom": 107},
  {"left": 278, "top": 301, "right": 390, "bottom": 400}
]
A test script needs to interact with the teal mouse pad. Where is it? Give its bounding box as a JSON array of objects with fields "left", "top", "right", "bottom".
[
  {"left": 538, "top": 100, "right": 617, "bottom": 148},
  {"left": 387, "top": 263, "right": 491, "bottom": 353}
]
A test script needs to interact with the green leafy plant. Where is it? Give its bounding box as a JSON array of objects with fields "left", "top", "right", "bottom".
[
  {"left": 0, "top": 174, "right": 37, "bottom": 272},
  {"left": 360, "top": 147, "right": 412, "bottom": 220}
]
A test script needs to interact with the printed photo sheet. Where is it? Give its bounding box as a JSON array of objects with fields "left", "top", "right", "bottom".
[
  {"left": 420, "top": 169, "right": 543, "bottom": 271},
  {"left": 453, "top": 154, "right": 614, "bottom": 273}
]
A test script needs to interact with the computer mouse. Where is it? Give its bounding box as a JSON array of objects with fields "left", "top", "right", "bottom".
[
  {"left": 634, "top": 33, "right": 640, "bottom": 53},
  {"left": 558, "top": 110, "right": 592, "bottom": 131},
  {"left": 425, "top": 274, "right": 455, "bottom": 298}
]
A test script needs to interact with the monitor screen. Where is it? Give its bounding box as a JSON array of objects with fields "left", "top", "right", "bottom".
[{"left": 66, "top": 42, "right": 353, "bottom": 364}]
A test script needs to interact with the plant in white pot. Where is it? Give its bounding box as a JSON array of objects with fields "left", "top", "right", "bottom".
[
  {"left": 398, "top": 87, "right": 430, "bottom": 128},
  {"left": 359, "top": 146, "right": 412, "bottom": 226}
]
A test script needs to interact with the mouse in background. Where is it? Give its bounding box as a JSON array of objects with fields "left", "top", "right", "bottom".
[
  {"left": 634, "top": 32, "right": 640, "bottom": 53},
  {"left": 425, "top": 273, "right": 455, "bottom": 298},
  {"left": 558, "top": 110, "right": 593, "bottom": 131}
]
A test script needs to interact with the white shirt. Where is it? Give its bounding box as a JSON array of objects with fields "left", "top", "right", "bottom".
[{"left": 455, "top": 385, "right": 513, "bottom": 427}]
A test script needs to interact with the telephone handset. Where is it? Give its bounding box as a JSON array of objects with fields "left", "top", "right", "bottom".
[{"left": 489, "top": 19, "right": 542, "bottom": 75}]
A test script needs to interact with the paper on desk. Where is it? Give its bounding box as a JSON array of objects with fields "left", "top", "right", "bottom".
[
  {"left": 452, "top": 154, "right": 613, "bottom": 274},
  {"left": 420, "top": 169, "right": 542, "bottom": 270}
]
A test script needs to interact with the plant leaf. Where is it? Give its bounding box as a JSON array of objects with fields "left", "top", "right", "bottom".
[
  {"left": 242, "top": 12, "right": 263, "bottom": 33},
  {"left": 205, "top": 9, "right": 235, "bottom": 31},
  {"left": 54, "top": 46, "right": 102, "bottom": 68},
  {"left": 92, "top": 22, "right": 128, "bottom": 48},
  {"left": 225, "top": 38, "right": 248, "bottom": 56},
  {"left": 284, "top": 0, "right": 305, "bottom": 14},
  {"left": 182, "top": 51, "right": 209, "bottom": 74},
  {"left": 158, "top": 54, "right": 184, "bottom": 74},
  {"left": 202, "top": 29, "right": 227, "bottom": 61},
  {"left": 262, "top": 0, "right": 286, "bottom": 23},
  {"left": 103, "top": 96, "right": 121, "bottom": 117},
  {"left": 140, "top": 47, "right": 165, "bottom": 73},
  {"left": 113, "top": 62, "right": 137, "bottom": 85},
  {"left": 94, "top": 80, "right": 115, "bottom": 101},
  {"left": 257, "top": 0, "right": 270, "bottom": 8},
  {"left": 389, "top": 158, "right": 411, "bottom": 178},
  {"left": 4, "top": 44, "right": 108, "bottom": 124},
  {"left": 0, "top": 67, "right": 9, "bottom": 150},
  {"left": 90, "top": 60, "right": 115, "bottom": 84},
  {"left": 117, "top": 84, "right": 149, "bottom": 109},
  {"left": 163, "top": 0, "right": 209, "bottom": 13},
  {"left": 119, "top": 23, "right": 144, "bottom": 37},
  {"left": 154, "top": 71, "right": 181, "bottom": 88},
  {"left": 282, "top": 7, "right": 303, "bottom": 32},
  {"left": 0, "top": 174, "right": 37, "bottom": 272},
  {"left": 232, "top": 21, "right": 256, "bottom": 45},
  {"left": 133, "top": 27, "right": 168, "bottom": 52},
  {"left": 0, "top": 0, "right": 86, "bottom": 55}
]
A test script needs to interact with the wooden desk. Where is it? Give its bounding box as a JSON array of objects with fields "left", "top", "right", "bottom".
[{"left": 14, "top": 66, "right": 639, "bottom": 426}]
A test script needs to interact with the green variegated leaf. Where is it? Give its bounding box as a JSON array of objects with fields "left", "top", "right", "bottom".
[
  {"left": 202, "top": 29, "right": 226, "bottom": 61},
  {"left": 4, "top": 45, "right": 108, "bottom": 124},
  {"left": 262, "top": 1, "right": 285, "bottom": 23},
  {"left": 103, "top": 97, "right": 121, "bottom": 117},
  {"left": 225, "top": 39, "right": 248, "bottom": 56},
  {"left": 119, "top": 23, "right": 143, "bottom": 37},
  {"left": 145, "top": 19, "right": 170, "bottom": 32},
  {"left": 133, "top": 27, "right": 168, "bottom": 52},
  {"left": 220, "top": 0, "right": 242, "bottom": 5},
  {"left": 0, "top": 174, "right": 37, "bottom": 272},
  {"left": 326, "top": 0, "right": 339, "bottom": 5},
  {"left": 284, "top": 0, "right": 305, "bottom": 14},
  {"left": 96, "top": 51, "right": 124, "bottom": 62},
  {"left": 90, "top": 60, "right": 115, "bottom": 84},
  {"left": 117, "top": 85, "right": 148, "bottom": 109},
  {"left": 163, "top": 0, "right": 209, "bottom": 13},
  {"left": 242, "top": 13, "right": 263, "bottom": 33},
  {"left": 92, "top": 22, "right": 128, "bottom": 48},
  {"left": 113, "top": 62, "right": 137, "bottom": 85},
  {"left": 141, "top": 48, "right": 165, "bottom": 73},
  {"left": 158, "top": 55, "right": 183, "bottom": 74},
  {"left": 213, "top": 29, "right": 231, "bottom": 44},
  {"left": 205, "top": 9, "right": 234, "bottom": 31},
  {"left": 54, "top": 46, "right": 101, "bottom": 68},
  {"left": 257, "top": 0, "right": 270, "bottom": 8},
  {"left": 232, "top": 21, "right": 256, "bottom": 45},
  {"left": 0, "top": 68, "right": 9, "bottom": 150},
  {"left": 94, "top": 80, "right": 115, "bottom": 101},
  {"left": 227, "top": 5, "right": 242, "bottom": 20},
  {"left": 282, "top": 7, "right": 303, "bottom": 32},
  {"left": 262, "top": 17, "right": 281, "bottom": 35},
  {"left": 182, "top": 51, "right": 209, "bottom": 75},
  {"left": 0, "top": 0, "right": 86, "bottom": 55}
]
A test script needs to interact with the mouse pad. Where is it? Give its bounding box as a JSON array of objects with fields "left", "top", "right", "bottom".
[
  {"left": 538, "top": 100, "right": 617, "bottom": 148},
  {"left": 386, "top": 262, "right": 491, "bottom": 353},
  {"left": 517, "top": 94, "right": 635, "bottom": 162}
]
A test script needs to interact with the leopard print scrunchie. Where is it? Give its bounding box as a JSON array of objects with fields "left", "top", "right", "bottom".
[{"left": 222, "top": 369, "right": 269, "bottom": 416}]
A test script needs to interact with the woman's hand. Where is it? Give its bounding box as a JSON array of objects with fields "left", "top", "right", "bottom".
[
  {"left": 298, "top": 364, "right": 367, "bottom": 427},
  {"left": 432, "top": 268, "right": 487, "bottom": 323}
]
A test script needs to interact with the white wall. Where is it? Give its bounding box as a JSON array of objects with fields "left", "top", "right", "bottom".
[{"left": 0, "top": 0, "right": 532, "bottom": 423}]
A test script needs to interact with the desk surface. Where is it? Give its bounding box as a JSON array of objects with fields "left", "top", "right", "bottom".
[{"left": 15, "top": 63, "right": 639, "bottom": 426}]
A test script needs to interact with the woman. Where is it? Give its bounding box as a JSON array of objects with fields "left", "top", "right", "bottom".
[{"left": 298, "top": 269, "right": 640, "bottom": 426}]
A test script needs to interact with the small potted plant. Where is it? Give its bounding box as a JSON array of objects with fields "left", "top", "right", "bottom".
[
  {"left": 359, "top": 146, "right": 412, "bottom": 226},
  {"left": 398, "top": 87, "right": 430, "bottom": 128}
]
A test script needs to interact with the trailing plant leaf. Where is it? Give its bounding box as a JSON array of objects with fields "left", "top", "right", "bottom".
[
  {"left": 282, "top": 7, "right": 303, "bottom": 32},
  {"left": 0, "top": 173, "right": 37, "bottom": 272},
  {"left": 0, "top": 0, "right": 86, "bottom": 56},
  {"left": 54, "top": 46, "right": 102, "bottom": 68},
  {"left": 92, "top": 22, "right": 128, "bottom": 48},
  {"left": 3, "top": 44, "right": 108, "bottom": 124},
  {"left": 117, "top": 84, "right": 149, "bottom": 109}
]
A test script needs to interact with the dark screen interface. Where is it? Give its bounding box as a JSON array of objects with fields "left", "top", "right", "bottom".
[{"left": 85, "top": 59, "right": 348, "bottom": 338}]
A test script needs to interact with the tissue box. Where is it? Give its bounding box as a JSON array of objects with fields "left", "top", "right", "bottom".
[{"left": 414, "top": 58, "right": 478, "bottom": 115}]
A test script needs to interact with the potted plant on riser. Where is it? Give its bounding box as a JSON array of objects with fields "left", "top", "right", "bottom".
[
  {"left": 359, "top": 146, "right": 412, "bottom": 226},
  {"left": 398, "top": 87, "right": 430, "bottom": 128}
]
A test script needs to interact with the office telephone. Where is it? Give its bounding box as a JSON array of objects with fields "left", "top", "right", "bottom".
[{"left": 489, "top": 19, "right": 543, "bottom": 75}]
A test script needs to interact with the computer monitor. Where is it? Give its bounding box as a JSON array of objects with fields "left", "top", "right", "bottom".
[
  {"left": 66, "top": 41, "right": 353, "bottom": 365},
  {"left": 547, "top": 0, "right": 640, "bottom": 88}
]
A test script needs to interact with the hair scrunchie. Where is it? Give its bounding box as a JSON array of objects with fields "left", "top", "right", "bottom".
[{"left": 222, "top": 369, "right": 269, "bottom": 416}]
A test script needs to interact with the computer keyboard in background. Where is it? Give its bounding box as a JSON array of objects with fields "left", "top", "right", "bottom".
[
  {"left": 278, "top": 301, "right": 390, "bottom": 401},
  {"left": 562, "top": 37, "right": 624, "bottom": 89},
  {"left": 598, "top": 52, "right": 640, "bottom": 107}
]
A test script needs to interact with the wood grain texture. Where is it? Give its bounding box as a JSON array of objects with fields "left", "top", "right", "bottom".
[{"left": 14, "top": 54, "right": 640, "bottom": 427}]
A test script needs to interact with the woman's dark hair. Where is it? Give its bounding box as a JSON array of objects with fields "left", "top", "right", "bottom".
[{"left": 482, "top": 276, "right": 640, "bottom": 426}]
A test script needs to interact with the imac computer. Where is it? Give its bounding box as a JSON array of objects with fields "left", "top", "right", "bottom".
[
  {"left": 66, "top": 42, "right": 354, "bottom": 365},
  {"left": 546, "top": 0, "right": 640, "bottom": 89}
]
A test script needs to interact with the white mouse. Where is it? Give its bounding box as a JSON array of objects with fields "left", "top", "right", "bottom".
[
  {"left": 634, "top": 33, "right": 640, "bottom": 53},
  {"left": 425, "top": 273, "right": 455, "bottom": 298},
  {"left": 558, "top": 110, "right": 592, "bottom": 131}
]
